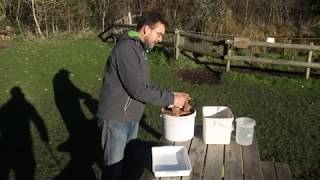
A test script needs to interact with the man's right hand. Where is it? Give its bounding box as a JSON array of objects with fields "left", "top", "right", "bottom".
[{"left": 173, "top": 92, "right": 190, "bottom": 108}]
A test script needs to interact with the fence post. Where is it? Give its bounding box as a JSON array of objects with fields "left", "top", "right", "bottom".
[
  {"left": 305, "top": 42, "right": 314, "bottom": 79},
  {"left": 174, "top": 29, "right": 180, "bottom": 60},
  {"left": 225, "top": 40, "right": 232, "bottom": 72},
  {"left": 128, "top": 12, "right": 132, "bottom": 24}
]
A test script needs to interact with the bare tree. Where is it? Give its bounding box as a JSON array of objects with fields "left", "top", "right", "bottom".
[
  {"left": 31, "top": 0, "right": 44, "bottom": 37},
  {"left": 92, "top": 0, "right": 108, "bottom": 31},
  {"left": 0, "top": 0, "right": 6, "bottom": 21},
  {"left": 15, "top": 0, "right": 22, "bottom": 32},
  {"left": 0, "top": 0, "right": 319, "bottom": 38}
]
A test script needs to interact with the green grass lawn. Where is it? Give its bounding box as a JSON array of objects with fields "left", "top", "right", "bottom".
[{"left": 0, "top": 38, "right": 319, "bottom": 180}]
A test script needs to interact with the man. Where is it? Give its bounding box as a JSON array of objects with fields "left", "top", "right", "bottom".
[{"left": 96, "top": 11, "right": 189, "bottom": 180}]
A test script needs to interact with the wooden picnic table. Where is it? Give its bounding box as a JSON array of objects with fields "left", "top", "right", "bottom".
[{"left": 140, "top": 126, "right": 292, "bottom": 180}]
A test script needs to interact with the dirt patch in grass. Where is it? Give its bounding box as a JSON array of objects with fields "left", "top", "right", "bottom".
[
  {"left": 0, "top": 40, "right": 9, "bottom": 49},
  {"left": 177, "top": 67, "right": 222, "bottom": 85}
]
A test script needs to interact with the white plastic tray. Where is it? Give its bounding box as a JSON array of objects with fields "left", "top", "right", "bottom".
[{"left": 152, "top": 146, "right": 192, "bottom": 177}]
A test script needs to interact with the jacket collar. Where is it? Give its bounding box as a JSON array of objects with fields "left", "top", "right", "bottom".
[{"left": 127, "top": 30, "right": 151, "bottom": 53}]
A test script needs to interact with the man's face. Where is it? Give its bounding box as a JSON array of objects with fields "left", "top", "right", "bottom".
[{"left": 143, "top": 22, "right": 165, "bottom": 48}]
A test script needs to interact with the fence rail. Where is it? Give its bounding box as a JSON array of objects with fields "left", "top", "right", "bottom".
[
  {"left": 233, "top": 37, "right": 320, "bottom": 51},
  {"left": 225, "top": 55, "right": 320, "bottom": 69},
  {"left": 102, "top": 23, "right": 320, "bottom": 79}
]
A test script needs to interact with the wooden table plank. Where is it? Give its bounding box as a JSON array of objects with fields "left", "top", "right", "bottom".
[
  {"left": 181, "top": 126, "right": 207, "bottom": 180},
  {"left": 224, "top": 136, "right": 243, "bottom": 180},
  {"left": 260, "top": 161, "right": 277, "bottom": 180},
  {"left": 242, "top": 136, "right": 263, "bottom": 180},
  {"left": 275, "top": 162, "right": 293, "bottom": 180},
  {"left": 202, "top": 144, "right": 224, "bottom": 180}
]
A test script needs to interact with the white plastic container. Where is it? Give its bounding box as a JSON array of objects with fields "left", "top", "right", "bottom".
[
  {"left": 162, "top": 109, "right": 196, "bottom": 142},
  {"left": 202, "top": 106, "right": 234, "bottom": 144},
  {"left": 235, "top": 117, "right": 256, "bottom": 146},
  {"left": 152, "top": 146, "right": 192, "bottom": 177}
]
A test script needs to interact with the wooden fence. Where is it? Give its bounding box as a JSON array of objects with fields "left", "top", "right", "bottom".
[{"left": 103, "top": 23, "right": 320, "bottom": 80}]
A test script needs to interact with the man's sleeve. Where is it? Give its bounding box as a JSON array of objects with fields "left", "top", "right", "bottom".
[{"left": 115, "top": 42, "right": 174, "bottom": 106}]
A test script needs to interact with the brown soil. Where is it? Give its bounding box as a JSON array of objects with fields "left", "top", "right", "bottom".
[
  {"left": 0, "top": 40, "right": 9, "bottom": 49},
  {"left": 177, "top": 67, "right": 222, "bottom": 85}
]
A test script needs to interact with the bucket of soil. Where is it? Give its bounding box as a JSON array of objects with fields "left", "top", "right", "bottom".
[{"left": 161, "top": 105, "right": 196, "bottom": 142}]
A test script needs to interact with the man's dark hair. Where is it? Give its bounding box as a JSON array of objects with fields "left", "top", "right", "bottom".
[{"left": 136, "top": 11, "right": 168, "bottom": 31}]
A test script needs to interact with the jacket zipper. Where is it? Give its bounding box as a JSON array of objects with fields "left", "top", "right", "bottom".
[{"left": 123, "top": 96, "right": 132, "bottom": 116}]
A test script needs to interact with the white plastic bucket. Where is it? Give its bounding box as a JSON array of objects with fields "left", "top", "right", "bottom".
[
  {"left": 202, "top": 106, "right": 234, "bottom": 144},
  {"left": 235, "top": 117, "right": 256, "bottom": 146},
  {"left": 162, "top": 109, "right": 196, "bottom": 142}
]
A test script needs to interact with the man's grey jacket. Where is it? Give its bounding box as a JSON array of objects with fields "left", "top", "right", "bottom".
[{"left": 97, "top": 31, "right": 174, "bottom": 122}]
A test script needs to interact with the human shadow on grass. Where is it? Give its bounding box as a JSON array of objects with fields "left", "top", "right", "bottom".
[
  {"left": 52, "top": 69, "right": 101, "bottom": 180},
  {"left": 0, "top": 86, "right": 49, "bottom": 180},
  {"left": 51, "top": 69, "right": 166, "bottom": 179},
  {"left": 121, "top": 139, "right": 160, "bottom": 180}
]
